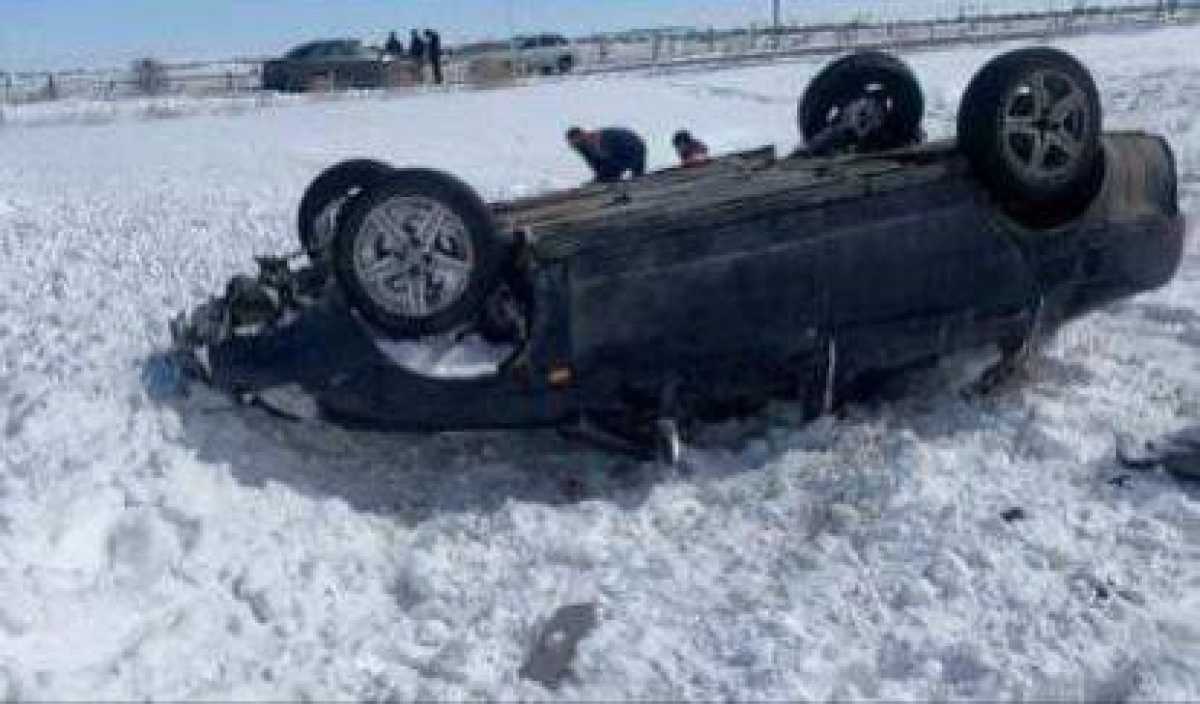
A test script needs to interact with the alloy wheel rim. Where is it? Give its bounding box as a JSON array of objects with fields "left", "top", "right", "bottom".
[
  {"left": 822, "top": 81, "right": 896, "bottom": 132},
  {"left": 999, "top": 68, "right": 1090, "bottom": 184},
  {"left": 352, "top": 195, "right": 475, "bottom": 318}
]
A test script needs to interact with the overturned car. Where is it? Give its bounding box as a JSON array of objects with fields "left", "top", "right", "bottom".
[{"left": 163, "top": 47, "right": 1185, "bottom": 460}]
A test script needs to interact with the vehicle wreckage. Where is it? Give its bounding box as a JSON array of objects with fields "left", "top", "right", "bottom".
[{"left": 161, "top": 47, "right": 1185, "bottom": 461}]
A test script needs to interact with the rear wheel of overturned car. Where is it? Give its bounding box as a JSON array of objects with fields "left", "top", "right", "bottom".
[
  {"left": 799, "top": 50, "right": 925, "bottom": 154},
  {"left": 334, "top": 169, "right": 505, "bottom": 338},
  {"left": 957, "top": 47, "right": 1103, "bottom": 226},
  {"left": 297, "top": 158, "right": 396, "bottom": 261}
]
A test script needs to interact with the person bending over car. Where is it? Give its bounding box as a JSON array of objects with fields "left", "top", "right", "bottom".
[
  {"left": 566, "top": 126, "right": 647, "bottom": 182},
  {"left": 672, "top": 130, "right": 710, "bottom": 167}
]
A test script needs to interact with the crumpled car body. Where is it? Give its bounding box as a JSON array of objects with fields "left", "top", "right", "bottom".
[{"left": 169, "top": 132, "right": 1184, "bottom": 438}]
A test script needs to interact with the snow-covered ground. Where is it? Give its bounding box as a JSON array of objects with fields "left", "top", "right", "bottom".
[{"left": 1, "top": 24, "right": 1198, "bottom": 701}]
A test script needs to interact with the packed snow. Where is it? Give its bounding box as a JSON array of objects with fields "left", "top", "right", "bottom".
[{"left": 1, "top": 24, "right": 1199, "bottom": 701}]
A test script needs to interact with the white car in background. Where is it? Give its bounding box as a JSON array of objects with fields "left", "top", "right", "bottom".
[
  {"left": 511, "top": 34, "right": 580, "bottom": 74},
  {"left": 454, "top": 33, "right": 581, "bottom": 82}
]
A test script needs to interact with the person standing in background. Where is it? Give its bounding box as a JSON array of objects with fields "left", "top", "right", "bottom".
[
  {"left": 384, "top": 31, "right": 404, "bottom": 56},
  {"left": 409, "top": 29, "right": 426, "bottom": 82},
  {"left": 424, "top": 29, "right": 443, "bottom": 84}
]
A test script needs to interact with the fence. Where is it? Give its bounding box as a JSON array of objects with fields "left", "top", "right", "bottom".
[
  {"left": 1, "top": 1, "right": 1197, "bottom": 105},
  {"left": 572, "top": 1, "right": 1199, "bottom": 75},
  {"left": 0, "top": 61, "right": 263, "bottom": 104}
]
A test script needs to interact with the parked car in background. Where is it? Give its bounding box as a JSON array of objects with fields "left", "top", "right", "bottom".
[
  {"left": 513, "top": 34, "right": 580, "bottom": 74},
  {"left": 261, "top": 39, "right": 414, "bottom": 92},
  {"left": 456, "top": 34, "right": 581, "bottom": 78}
]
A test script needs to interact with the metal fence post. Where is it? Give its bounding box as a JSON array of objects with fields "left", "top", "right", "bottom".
[{"left": 772, "top": 0, "right": 781, "bottom": 50}]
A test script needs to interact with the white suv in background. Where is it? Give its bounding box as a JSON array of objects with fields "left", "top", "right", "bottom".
[{"left": 512, "top": 34, "right": 580, "bottom": 74}]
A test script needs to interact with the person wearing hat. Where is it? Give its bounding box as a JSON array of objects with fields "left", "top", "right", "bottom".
[{"left": 672, "top": 130, "right": 710, "bottom": 168}]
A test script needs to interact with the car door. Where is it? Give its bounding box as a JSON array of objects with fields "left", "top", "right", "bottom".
[
  {"left": 567, "top": 156, "right": 1036, "bottom": 382},
  {"left": 536, "top": 36, "right": 554, "bottom": 69},
  {"left": 518, "top": 37, "right": 540, "bottom": 72},
  {"left": 325, "top": 42, "right": 365, "bottom": 87},
  {"left": 564, "top": 193, "right": 828, "bottom": 383},
  {"left": 549, "top": 35, "right": 573, "bottom": 71},
  {"left": 346, "top": 44, "right": 384, "bottom": 86},
  {"left": 822, "top": 164, "right": 1037, "bottom": 372},
  {"left": 299, "top": 43, "right": 338, "bottom": 87}
]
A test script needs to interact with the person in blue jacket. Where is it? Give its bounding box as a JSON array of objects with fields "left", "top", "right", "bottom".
[{"left": 566, "top": 126, "right": 647, "bottom": 182}]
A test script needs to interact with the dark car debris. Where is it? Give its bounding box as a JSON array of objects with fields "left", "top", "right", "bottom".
[
  {"left": 155, "top": 47, "right": 1185, "bottom": 462},
  {"left": 518, "top": 602, "right": 600, "bottom": 690},
  {"left": 1001, "top": 507, "right": 1028, "bottom": 523},
  {"left": 1117, "top": 426, "right": 1200, "bottom": 481}
]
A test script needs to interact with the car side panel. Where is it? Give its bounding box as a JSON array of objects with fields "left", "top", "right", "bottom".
[
  {"left": 824, "top": 178, "right": 1037, "bottom": 374},
  {"left": 565, "top": 167, "right": 1036, "bottom": 395},
  {"left": 570, "top": 230, "right": 825, "bottom": 371},
  {"left": 565, "top": 197, "right": 834, "bottom": 393}
]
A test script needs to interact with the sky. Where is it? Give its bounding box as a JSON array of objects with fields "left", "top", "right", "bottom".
[{"left": 0, "top": 0, "right": 1140, "bottom": 71}]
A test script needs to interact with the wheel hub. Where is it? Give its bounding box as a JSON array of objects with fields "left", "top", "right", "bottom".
[
  {"left": 353, "top": 195, "right": 475, "bottom": 319},
  {"left": 845, "top": 97, "right": 885, "bottom": 138},
  {"left": 1000, "top": 68, "right": 1090, "bottom": 184}
]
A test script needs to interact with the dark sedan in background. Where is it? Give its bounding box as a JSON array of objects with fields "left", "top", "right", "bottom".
[{"left": 261, "top": 39, "right": 415, "bottom": 91}]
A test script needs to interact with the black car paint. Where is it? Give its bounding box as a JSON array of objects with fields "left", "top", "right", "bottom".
[
  {"left": 200, "top": 133, "right": 1184, "bottom": 432},
  {"left": 261, "top": 39, "right": 407, "bottom": 92}
]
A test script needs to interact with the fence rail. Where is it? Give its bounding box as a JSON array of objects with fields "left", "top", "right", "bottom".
[{"left": 1, "top": 1, "right": 1197, "bottom": 105}]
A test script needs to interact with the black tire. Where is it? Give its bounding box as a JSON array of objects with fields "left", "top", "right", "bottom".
[
  {"left": 799, "top": 50, "right": 924, "bottom": 153},
  {"left": 957, "top": 47, "right": 1103, "bottom": 225},
  {"left": 558, "top": 55, "right": 575, "bottom": 74},
  {"left": 297, "top": 159, "right": 395, "bottom": 260},
  {"left": 334, "top": 169, "right": 504, "bottom": 338}
]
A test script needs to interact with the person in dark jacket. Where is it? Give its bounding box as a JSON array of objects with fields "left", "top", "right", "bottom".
[
  {"left": 384, "top": 31, "right": 404, "bottom": 56},
  {"left": 566, "top": 126, "right": 647, "bottom": 182},
  {"left": 409, "top": 29, "right": 426, "bottom": 81},
  {"left": 672, "top": 129, "right": 710, "bottom": 167},
  {"left": 424, "top": 29, "right": 443, "bottom": 84}
]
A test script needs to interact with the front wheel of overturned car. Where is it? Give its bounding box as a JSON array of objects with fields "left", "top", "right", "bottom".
[
  {"left": 958, "top": 47, "right": 1104, "bottom": 226},
  {"left": 334, "top": 169, "right": 505, "bottom": 338},
  {"left": 298, "top": 158, "right": 396, "bottom": 261}
]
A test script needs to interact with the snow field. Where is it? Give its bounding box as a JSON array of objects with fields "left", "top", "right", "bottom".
[{"left": 1, "top": 23, "right": 1199, "bottom": 701}]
